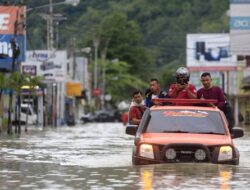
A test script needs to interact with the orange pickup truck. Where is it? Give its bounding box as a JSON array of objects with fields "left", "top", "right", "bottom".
[{"left": 126, "top": 99, "right": 244, "bottom": 165}]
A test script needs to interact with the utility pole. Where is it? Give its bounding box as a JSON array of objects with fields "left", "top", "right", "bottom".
[
  {"left": 48, "top": 0, "right": 54, "bottom": 50},
  {"left": 17, "top": 9, "right": 25, "bottom": 134},
  {"left": 72, "top": 37, "right": 76, "bottom": 80},
  {"left": 93, "top": 39, "right": 99, "bottom": 89},
  {"left": 93, "top": 39, "right": 99, "bottom": 110},
  {"left": 7, "top": 7, "right": 21, "bottom": 134},
  {"left": 101, "top": 50, "right": 107, "bottom": 110}
]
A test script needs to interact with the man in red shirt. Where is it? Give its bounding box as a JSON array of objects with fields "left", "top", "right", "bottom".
[
  {"left": 197, "top": 72, "right": 225, "bottom": 110},
  {"left": 168, "top": 67, "right": 197, "bottom": 99},
  {"left": 128, "top": 90, "right": 146, "bottom": 125}
]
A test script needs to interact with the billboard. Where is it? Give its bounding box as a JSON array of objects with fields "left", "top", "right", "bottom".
[
  {"left": 75, "top": 57, "right": 88, "bottom": 89},
  {"left": 66, "top": 82, "right": 82, "bottom": 96},
  {"left": 24, "top": 50, "right": 67, "bottom": 82},
  {"left": 187, "top": 34, "right": 237, "bottom": 70},
  {"left": 230, "top": 1, "right": 250, "bottom": 55},
  {"left": 0, "top": 6, "right": 26, "bottom": 71},
  {"left": 230, "top": 0, "right": 250, "bottom": 4},
  {"left": 22, "top": 65, "right": 36, "bottom": 76}
]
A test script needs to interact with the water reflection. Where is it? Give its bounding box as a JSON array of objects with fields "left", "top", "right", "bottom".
[
  {"left": 137, "top": 164, "right": 238, "bottom": 190},
  {"left": 219, "top": 166, "right": 232, "bottom": 190},
  {"left": 140, "top": 167, "right": 153, "bottom": 190}
]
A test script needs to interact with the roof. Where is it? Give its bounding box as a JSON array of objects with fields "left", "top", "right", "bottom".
[
  {"left": 150, "top": 98, "right": 219, "bottom": 111},
  {"left": 151, "top": 105, "right": 220, "bottom": 111}
]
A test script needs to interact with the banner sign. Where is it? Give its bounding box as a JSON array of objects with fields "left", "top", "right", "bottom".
[
  {"left": 230, "top": 17, "right": 250, "bottom": 29},
  {"left": 230, "top": 0, "right": 250, "bottom": 3},
  {"left": 22, "top": 65, "right": 37, "bottom": 76},
  {"left": 187, "top": 34, "right": 236, "bottom": 70},
  {"left": 0, "top": 6, "right": 26, "bottom": 71},
  {"left": 66, "top": 82, "right": 82, "bottom": 96},
  {"left": 230, "top": 2, "right": 250, "bottom": 55},
  {"left": 24, "top": 50, "right": 67, "bottom": 82}
]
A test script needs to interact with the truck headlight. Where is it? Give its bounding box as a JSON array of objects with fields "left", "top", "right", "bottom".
[
  {"left": 218, "top": 146, "right": 233, "bottom": 161},
  {"left": 139, "top": 144, "right": 154, "bottom": 159}
]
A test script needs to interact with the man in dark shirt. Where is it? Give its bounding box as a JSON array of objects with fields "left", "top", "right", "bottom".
[
  {"left": 145, "top": 78, "right": 168, "bottom": 107},
  {"left": 197, "top": 72, "right": 225, "bottom": 110}
]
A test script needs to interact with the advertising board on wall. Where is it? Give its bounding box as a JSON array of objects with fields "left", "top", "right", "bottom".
[
  {"left": 66, "top": 82, "right": 82, "bottom": 96},
  {"left": 230, "top": 0, "right": 250, "bottom": 55},
  {"left": 187, "top": 34, "right": 237, "bottom": 71},
  {"left": 75, "top": 57, "right": 88, "bottom": 89},
  {"left": 22, "top": 65, "right": 36, "bottom": 76},
  {"left": 0, "top": 6, "right": 26, "bottom": 71},
  {"left": 24, "top": 50, "right": 67, "bottom": 82}
]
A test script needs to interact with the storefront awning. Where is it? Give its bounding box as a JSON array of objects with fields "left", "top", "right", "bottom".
[
  {"left": 242, "top": 76, "right": 250, "bottom": 84},
  {"left": 241, "top": 76, "right": 250, "bottom": 90}
]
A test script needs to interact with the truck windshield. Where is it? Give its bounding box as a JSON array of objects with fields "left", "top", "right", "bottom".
[{"left": 146, "top": 109, "right": 226, "bottom": 134}]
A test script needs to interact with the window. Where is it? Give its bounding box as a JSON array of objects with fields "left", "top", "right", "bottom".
[{"left": 146, "top": 109, "right": 226, "bottom": 134}]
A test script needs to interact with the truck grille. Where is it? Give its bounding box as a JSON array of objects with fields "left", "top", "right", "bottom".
[{"left": 162, "top": 144, "right": 212, "bottom": 163}]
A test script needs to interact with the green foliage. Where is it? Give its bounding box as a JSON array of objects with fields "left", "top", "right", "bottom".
[
  {"left": 0, "top": 73, "right": 8, "bottom": 89},
  {"left": 0, "top": 73, "right": 42, "bottom": 95},
  {"left": 105, "top": 60, "right": 148, "bottom": 102},
  {"left": 20, "top": 0, "right": 229, "bottom": 101},
  {"left": 8, "top": 72, "right": 27, "bottom": 94}
]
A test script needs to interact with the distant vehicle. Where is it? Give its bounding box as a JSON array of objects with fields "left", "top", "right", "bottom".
[
  {"left": 80, "top": 110, "right": 119, "bottom": 123},
  {"left": 40, "top": 61, "right": 61, "bottom": 71},
  {"left": 126, "top": 98, "right": 244, "bottom": 165},
  {"left": 20, "top": 104, "right": 37, "bottom": 125},
  {"left": 66, "top": 115, "right": 75, "bottom": 126},
  {"left": 80, "top": 113, "right": 95, "bottom": 123},
  {"left": 13, "top": 104, "right": 37, "bottom": 125}
]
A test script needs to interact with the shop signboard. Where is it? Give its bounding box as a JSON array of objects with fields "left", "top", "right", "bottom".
[
  {"left": 187, "top": 34, "right": 237, "bottom": 70},
  {"left": 230, "top": 0, "right": 250, "bottom": 55},
  {"left": 66, "top": 82, "right": 82, "bottom": 96},
  {"left": 24, "top": 50, "right": 67, "bottom": 82},
  {"left": 0, "top": 6, "right": 26, "bottom": 71}
]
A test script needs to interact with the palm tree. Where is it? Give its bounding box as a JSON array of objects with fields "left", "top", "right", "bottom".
[
  {"left": 8, "top": 72, "right": 27, "bottom": 133},
  {"left": 0, "top": 73, "right": 8, "bottom": 134}
]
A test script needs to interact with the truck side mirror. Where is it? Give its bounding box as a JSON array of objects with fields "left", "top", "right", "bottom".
[
  {"left": 231, "top": 127, "right": 244, "bottom": 139},
  {"left": 125, "top": 125, "right": 138, "bottom": 136}
]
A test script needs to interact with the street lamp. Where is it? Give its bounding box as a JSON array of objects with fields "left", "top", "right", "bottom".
[
  {"left": 65, "top": 0, "right": 80, "bottom": 6},
  {"left": 26, "top": 0, "right": 80, "bottom": 12}
]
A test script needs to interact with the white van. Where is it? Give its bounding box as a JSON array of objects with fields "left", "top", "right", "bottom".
[{"left": 20, "top": 104, "right": 37, "bottom": 125}]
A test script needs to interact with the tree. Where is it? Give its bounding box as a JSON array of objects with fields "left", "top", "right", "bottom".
[
  {"left": 105, "top": 60, "right": 148, "bottom": 102},
  {"left": 0, "top": 73, "right": 7, "bottom": 100},
  {"left": 77, "top": 11, "right": 155, "bottom": 80},
  {"left": 0, "top": 73, "right": 8, "bottom": 134},
  {"left": 8, "top": 72, "right": 27, "bottom": 133}
]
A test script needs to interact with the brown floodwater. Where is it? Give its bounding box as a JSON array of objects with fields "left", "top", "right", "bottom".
[{"left": 0, "top": 123, "right": 249, "bottom": 190}]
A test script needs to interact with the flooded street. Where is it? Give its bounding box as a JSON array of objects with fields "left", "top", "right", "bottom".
[{"left": 0, "top": 123, "right": 250, "bottom": 190}]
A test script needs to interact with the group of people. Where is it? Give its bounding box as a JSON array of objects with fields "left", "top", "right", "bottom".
[{"left": 128, "top": 67, "right": 235, "bottom": 131}]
